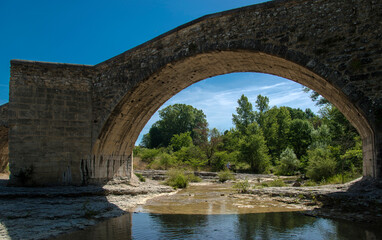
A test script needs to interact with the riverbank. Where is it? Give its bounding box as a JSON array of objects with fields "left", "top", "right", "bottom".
[
  {"left": 0, "top": 177, "right": 174, "bottom": 240},
  {"left": 136, "top": 170, "right": 382, "bottom": 223},
  {"left": 248, "top": 177, "right": 382, "bottom": 223},
  {"left": 0, "top": 171, "right": 381, "bottom": 239}
]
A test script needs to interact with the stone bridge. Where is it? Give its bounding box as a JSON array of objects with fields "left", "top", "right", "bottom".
[{"left": 6, "top": 0, "right": 382, "bottom": 185}]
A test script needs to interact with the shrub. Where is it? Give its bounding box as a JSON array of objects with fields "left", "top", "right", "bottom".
[
  {"left": 268, "top": 179, "right": 286, "bottom": 187},
  {"left": 276, "top": 147, "right": 300, "bottom": 176},
  {"left": 175, "top": 146, "right": 207, "bottom": 170},
  {"left": 323, "top": 173, "right": 361, "bottom": 185},
  {"left": 165, "top": 169, "right": 189, "bottom": 189},
  {"left": 159, "top": 153, "right": 178, "bottom": 169},
  {"left": 135, "top": 173, "right": 146, "bottom": 182},
  {"left": 303, "top": 180, "right": 317, "bottom": 187},
  {"left": 233, "top": 179, "right": 250, "bottom": 193},
  {"left": 306, "top": 147, "right": 336, "bottom": 182},
  {"left": 138, "top": 148, "right": 162, "bottom": 163},
  {"left": 186, "top": 173, "right": 202, "bottom": 183},
  {"left": 170, "top": 132, "right": 193, "bottom": 152},
  {"left": 218, "top": 170, "right": 235, "bottom": 183}
]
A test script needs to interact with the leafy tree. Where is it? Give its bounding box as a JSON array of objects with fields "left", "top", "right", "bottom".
[
  {"left": 232, "top": 94, "right": 256, "bottom": 134},
  {"left": 142, "top": 104, "right": 208, "bottom": 148},
  {"left": 310, "top": 124, "right": 331, "bottom": 149},
  {"left": 170, "top": 132, "right": 193, "bottom": 152},
  {"left": 302, "top": 87, "right": 329, "bottom": 106},
  {"left": 275, "top": 107, "right": 291, "bottom": 157},
  {"left": 339, "top": 136, "right": 363, "bottom": 174},
  {"left": 289, "top": 119, "right": 313, "bottom": 158},
  {"left": 200, "top": 128, "right": 222, "bottom": 165},
  {"left": 221, "top": 129, "right": 241, "bottom": 153},
  {"left": 262, "top": 107, "right": 279, "bottom": 158},
  {"left": 276, "top": 147, "right": 300, "bottom": 176},
  {"left": 175, "top": 145, "right": 207, "bottom": 170},
  {"left": 254, "top": 94, "right": 270, "bottom": 127},
  {"left": 255, "top": 94, "right": 270, "bottom": 113},
  {"left": 239, "top": 123, "right": 270, "bottom": 173},
  {"left": 320, "top": 104, "right": 358, "bottom": 152},
  {"left": 306, "top": 147, "right": 336, "bottom": 182}
]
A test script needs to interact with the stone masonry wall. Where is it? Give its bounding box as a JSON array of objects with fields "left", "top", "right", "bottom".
[
  {"left": 7, "top": 0, "right": 382, "bottom": 185},
  {"left": 91, "top": 0, "right": 382, "bottom": 178},
  {"left": 0, "top": 104, "right": 8, "bottom": 172},
  {"left": 9, "top": 60, "right": 94, "bottom": 185}
]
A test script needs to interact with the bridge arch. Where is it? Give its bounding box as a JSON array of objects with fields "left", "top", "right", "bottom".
[
  {"left": 92, "top": 48, "right": 375, "bottom": 181},
  {"left": 9, "top": 0, "right": 382, "bottom": 185}
]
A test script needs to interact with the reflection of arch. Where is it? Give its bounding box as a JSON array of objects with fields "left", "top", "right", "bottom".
[{"left": 92, "top": 50, "right": 374, "bottom": 179}]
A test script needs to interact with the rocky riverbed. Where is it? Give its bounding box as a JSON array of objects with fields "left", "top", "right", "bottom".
[
  {"left": 0, "top": 176, "right": 174, "bottom": 240},
  {"left": 0, "top": 171, "right": 381, "bottom": 239}
]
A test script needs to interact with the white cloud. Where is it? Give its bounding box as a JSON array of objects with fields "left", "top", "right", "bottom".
[{"left": 135, "top": 73, "right": 318, "bottom": 145}]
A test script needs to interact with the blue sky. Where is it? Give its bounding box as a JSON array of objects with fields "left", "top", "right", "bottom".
[{"left": 0, "top": 0, "right": 319, "bottom": 145}]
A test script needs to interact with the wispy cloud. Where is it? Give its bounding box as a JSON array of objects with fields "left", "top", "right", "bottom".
[{"left": 136, "top": 73, "right": 318, "bottom": 144}]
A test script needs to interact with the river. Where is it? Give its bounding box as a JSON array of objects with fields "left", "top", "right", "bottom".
[{"left": 53, "top": 182, "right": 382, "bottom": 239}]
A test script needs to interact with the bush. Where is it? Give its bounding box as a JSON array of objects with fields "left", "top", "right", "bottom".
[
  {"left": 303, "top": 180, "right": 317, "bottom": 187},
  {"left": 276, "top": 147, "right": 300, "bottom": 176},
  {"left": 306, "top": 147, "right": 336, "bottom": 182},
  {"left": 159, "top": 153, "right": 178, "bottom": 169},
  {"left": 233, "top": 179, "right": 250, "bottom": 193},
  {"left": 186, "top": 173, "right": 202, "bottom": 183},
  {"left": 175, "top": 145, "right": 207, "bottom": 170},
  {"left": 268, "top": 179, "right": 286, "bottom": 187},
  {"left": 165, "top": 169, "right": 189, "bottom": 189},
  {"left": 135, "top": 173, "right": 146, "bottom": 182},
  {"left": 218, "top": 170, "right": 235, "bottom": 183},
  {"left": 323, "top": 173, "right": 361, "bottom": 185},
  {"left": 170, "top": 132, "right": 193, "bottom": 152},
  {"left": 138, "top": 148, "right": 162, "bottom": 163}
]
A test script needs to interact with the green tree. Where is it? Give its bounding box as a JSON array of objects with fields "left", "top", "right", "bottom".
[
  {"left": 276, "top": 147, "right": 300, "bottom": 176},
  {"left": 289, "top": 119, "right": 313, "bottom": 158},
  {"left": 232, "top": 94, "right": 256, "bottom": 134},
  {"left": 200, "top": 128, "right": 222, "bottom": 165},
  {"left": 239, "top": 123, "right": 270, "bottom": 173},
  {"left": 170, "top": 132, "right": 193, "bottom": 152},
  {"left": 142, "top": 104, "right": 208, "bottom": 148},
  {"left": 175, "top": 145, "right": 207, "bottom": 170},
  {"left": 306, "top": 147, "right": 336, "bottom": 182},
  {"left": 254, "top": 94, "right": 269, "bottom": 127},
  {"left": 310, "top": 124, "right": 331, "bottom": 149},
  {"left": 255, "top": 94, "right": 270, "bottom": 113},
  {"left": 320, "top": 104, "right": 358, "bottom": 152},
  {"left": 262, "top": 107, "right": 279, "bottom": 159},
  {"left": 221, "top": 129, "right": 241, "bottom": 153}
]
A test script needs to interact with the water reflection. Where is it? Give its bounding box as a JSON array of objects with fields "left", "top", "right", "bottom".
[{"left": 53, "top": 212, "right": 382, "bottom": 240}]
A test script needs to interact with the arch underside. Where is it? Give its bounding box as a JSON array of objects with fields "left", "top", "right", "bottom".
[{"left": 93, "top": 50, "right": 374, "bottom": 177}]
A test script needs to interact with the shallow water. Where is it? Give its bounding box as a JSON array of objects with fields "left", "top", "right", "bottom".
[
  {"left": 53, "top": 183, "right": 382, "bottom": 240},
  {"left": 135, "top": 183, "right": 304, "bottom": 215}
]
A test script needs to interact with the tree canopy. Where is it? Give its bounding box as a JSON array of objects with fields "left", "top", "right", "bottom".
[{"left": 141, "top": 104, "right": 208, "bottom": 148}]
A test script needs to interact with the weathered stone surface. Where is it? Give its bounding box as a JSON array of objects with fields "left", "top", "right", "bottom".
[
  {"left": 0, "top": 104, "right": 8, "bottom": 173},
  {"left": 7, "top": 0, "right": 382, "bottom": 185}
]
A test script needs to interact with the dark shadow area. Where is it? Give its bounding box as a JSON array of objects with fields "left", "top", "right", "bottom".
[
  {"left": 0, "top": 182, "right": 126, "bottom": 240},
  {"left": 313, "top": 177, "right": 382, "bottom": 224},
  {"left": 0, "top": 103, "right": 8, "bottom": 173}
]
